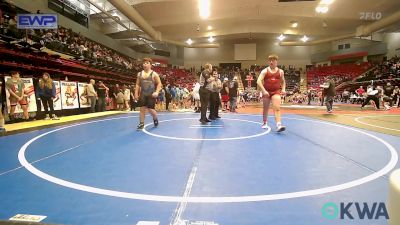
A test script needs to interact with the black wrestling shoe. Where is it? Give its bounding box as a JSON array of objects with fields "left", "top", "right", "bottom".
[
  {"left": 137, "top": 123, "right": 144, "bottom": 130},
  {"left": 154, "top": 119, "right": 159, "bottom": 127},
  {"left": 277, "top": 125, "right": 286, "bottom": 133},
  {"left": 199, "top": 119, "right": 208, "bottom": 124}
]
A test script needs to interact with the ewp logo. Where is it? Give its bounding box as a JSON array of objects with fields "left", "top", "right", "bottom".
[
  {"left": 17, "top": 14, "right": 58, "bottom": 29},
  {"left": 322, "top": 202, "right": 389, "bottom": 220}
]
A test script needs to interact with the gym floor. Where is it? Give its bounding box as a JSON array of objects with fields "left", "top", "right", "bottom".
[{"left": 0, "top": 104, "right": 399, "bottom": 225}]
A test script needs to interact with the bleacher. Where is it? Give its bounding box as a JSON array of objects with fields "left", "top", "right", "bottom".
[
  {"left": 339, "top": 57, "right": 400, "bottom": 92},
  {"left": 153, "top": 67, "right": 196, "bottom": 89},
  {"left": 356, "top": 57, "right": 400, "bottom": 83},
  {"left": 0, "top": 0, "right": 146, "bottom": 82},
  {"left": 307, "top": 62, "right": 372, "bottom": 89},
  {"left": 0, "top": 46, "right": 134, "bottom": 83},
  {"left": 0, "top": 0, "right": 198, "bottom": 88},
  {"left": 284, "top": 68, "right": 301, "bottom": 92}
]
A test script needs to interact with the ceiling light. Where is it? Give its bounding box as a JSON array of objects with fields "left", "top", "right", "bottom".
[
  {"left": 199, "top": 0, "right": 210, "bottom": 19},
  {"left": 186, "top": 38, "right": 193, "bottom": 45},
  {"left": 208, "top": 36, "right": 215, "bottom": 43},
  {"left": 290, "top": 21, "right": 298, "bottom": 28},
  {"left": 316, "top": 6, "right": 329, "bottom": 13},
  {"left": 301, "top": 35, "right": 309, "bottom": 42},
  {"left": 278, "top": 34, "right": 285, "bottom": 41},
  {"left": 207, "top": 25, "right": 213, "bottom": 30},
  {"left": 320, "top": 0, "right": 334, "bottom": 5}
]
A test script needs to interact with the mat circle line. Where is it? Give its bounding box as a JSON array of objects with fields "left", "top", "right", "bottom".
[{"left": 18, "top": 115, "right": 398, "bottom": 203}]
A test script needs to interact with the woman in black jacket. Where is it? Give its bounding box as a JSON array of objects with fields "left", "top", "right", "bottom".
[{"left": 36, "top": 73, "right": 59, "bottom": 120}]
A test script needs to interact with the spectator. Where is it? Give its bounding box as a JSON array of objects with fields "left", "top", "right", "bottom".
[
  {"left": 342, "top": 89, "right": 350, "bottom": 103},
  {"left": 220, "top": 77, "right": 229, "bottom": 111},
  {"left": 392, "top": 86, "right": 399, "bottom": 108},
  {"left": 209, "top": 70, "right": 222, "bottom": 120},
  {"left": 381, "top": 82, "right": 394, "bottom": 109},
  {"left": 192, "top": 82, "right": 200, "bottom": 113},
  {"left": 0, "top": 80, "right": 5, "bottom": 132},
  {"left": 36, "top": 72, "right": 59, "bottom": 120},
  {"left": 87, "top": 79, "right": 97, "bottom": 113},
  {"left": 96, "top": 81, "right": 108, "bottom": 112},
  {"left": 164, "top": 84, "right": 172, "bottom": 111},
  {"left": 123, "top": 85, "right": 130, "bottom": 111},
  {"left": 361, "top": 85, "right": 380, "bottom": 110},
  {"left": 356, "top": 86, "right": 365, "bottom": 97},
  {"left": 229, "top": 77, "right": 239, "bottom": 112},
  {"left": 307, "top": 89, "right": 312, "bottom": 105},
  {"left": 320, "top": 76, "right": 336, "bottom": 113},
  {"left": 116, "top": 89, "right": 125, "bottom": 110}
]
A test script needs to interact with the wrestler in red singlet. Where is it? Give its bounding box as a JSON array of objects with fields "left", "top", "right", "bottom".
[{"left": 257, "top": 54, "right": 286, "bottom": 132}]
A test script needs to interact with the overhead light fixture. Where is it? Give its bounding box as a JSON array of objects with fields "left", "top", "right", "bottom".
[
  {"left": 278, "top": 34, "right": 286, "bottom": 41},
  {"left": 186, "top": 38, "right": 193, "bottom": 45},
  {"left": 290, "top": 21, "right": 298, "bottom": 28},
  {"left": 301, "top": 35, "right": 309, "bottom": 42},
  {"left": 207, "top": 25, "right": 213, "bottom": 30},
  {"left": 320, "top": 0, "right": 334, "bottom": 5},
  {"left": 208, "top": 36, "right": 215, "bottom": 43},
  {"left": 316, "top": 6, "right": 329, "bottom": 13},
  {"left": 199, "top": 0, "right": 210, "bottom": 19}
]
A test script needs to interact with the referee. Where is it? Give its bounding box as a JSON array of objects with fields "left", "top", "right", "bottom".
[{"left": 199, "top": 63, "right": 214, "bottom": 123}]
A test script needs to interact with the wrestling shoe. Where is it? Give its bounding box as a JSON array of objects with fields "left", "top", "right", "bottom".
[{"left": 277, "top": 124, "right": 286, "bottom": 132}]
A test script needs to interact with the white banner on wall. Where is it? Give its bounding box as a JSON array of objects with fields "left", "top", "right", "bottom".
[
  {"left": 78, "top": 82, "right": 90, "bottom": 108},
  {"left": 4, "top": 76, "right": 37, "bottom": 113},
  {"left": 60, "top": 81, "right": 79, "bottom": 109},
  {"left": 53, "top": 81, "right": 62, "bottom": 110}
]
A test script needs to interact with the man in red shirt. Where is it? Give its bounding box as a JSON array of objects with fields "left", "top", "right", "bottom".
[
  {"left": 257, "top": 55, "right": 286, "bottom": 132},
  {"left": 356, "top": 86, "right": 365, "bottom": 97}
]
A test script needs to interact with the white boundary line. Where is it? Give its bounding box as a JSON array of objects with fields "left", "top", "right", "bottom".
[
  {"left": 18, "top": 114, "right": 398, "bottom": 203},
  {"left": 142, "top": 118, "right": 271, "bottom": 141},
  {"left": 355, "top": 115, "right": 400, "bottom": 132},
  {"left": 188, "top": 127, "right": 224, "bottom": 129},
  {"left": 170, "top": 166, "right": 198, "bottom": 225}
]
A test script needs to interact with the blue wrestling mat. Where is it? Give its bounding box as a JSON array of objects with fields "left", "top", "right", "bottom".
[{"left": 0, "top": 112, "right": 399, "bottom": 225}]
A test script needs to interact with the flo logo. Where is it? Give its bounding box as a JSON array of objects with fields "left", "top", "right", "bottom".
[
  {"left": 322, "top": 202, "right": 389, "bottom": 220},
  {"left": 359, "top": 12, "right": 382, "bottom": 20}
]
